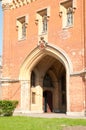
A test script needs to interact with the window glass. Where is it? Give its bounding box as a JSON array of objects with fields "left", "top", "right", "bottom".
[
  {"left": 36, "top": 9, "right": 48, "bottom": 34},
  {"left": 22, "top": 22, "right": 26, "bottom": 38},
  {"left": 16, "top": 16, "right": 27, "bottom": 40},
  {"left": 60, "top": 0, "right": 73, "bottom": 28},
  {"left": 67, "top": 7, "right": 73, "bottom": 26},
  {"left": 42, "top": 15, "right": 47, "bottom": 33}
]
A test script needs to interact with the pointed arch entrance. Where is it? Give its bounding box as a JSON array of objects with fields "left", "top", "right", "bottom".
[{"left": 19, "top": 44, "right": 73, "bottom": 114}]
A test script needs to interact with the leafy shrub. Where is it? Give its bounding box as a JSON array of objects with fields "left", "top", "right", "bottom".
[{"left": 0, "top": 100, "right": 18, "bottom": 116}]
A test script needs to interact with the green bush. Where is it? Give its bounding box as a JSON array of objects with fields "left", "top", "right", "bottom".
[{"left": 0, "top": 100, "right": 18, "bottom": 116}]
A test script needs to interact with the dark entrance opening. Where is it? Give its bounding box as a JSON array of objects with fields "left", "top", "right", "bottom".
[
  {"left": 31, "top": 55, "right": 67, "bottom": 113},
  {"left": 43, "top": 91, "right": 53, "bottom": 113}
]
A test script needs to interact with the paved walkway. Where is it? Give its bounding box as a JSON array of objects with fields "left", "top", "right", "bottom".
[
  {"left": 14, "top": 113, "right": 86, "bottom": 119},
  {"left": 63, "top": 126, "right": 86, "bottom": 130}
]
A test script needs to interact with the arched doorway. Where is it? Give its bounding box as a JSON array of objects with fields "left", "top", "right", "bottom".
[
  {"left": 30, "top": 55, "right": 67, "bottom": 113},
  {"left": 19, "top": 45, "right": 72, "bottom": 114}
]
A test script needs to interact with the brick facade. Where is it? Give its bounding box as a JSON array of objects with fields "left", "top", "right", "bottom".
[{"left": 1, "top": 0, "right": 86, "bottom": 116}]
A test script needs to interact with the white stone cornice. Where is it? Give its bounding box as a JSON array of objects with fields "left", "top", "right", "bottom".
[
  {"left": 21, "top": 0, "right": 27, "bottom": 5},
  {"left": 17, "top": 0, "right": 23, "bottom": 6},
  {"left": 2, "top": 0, "right": 12, "bottom": 4},
  {"left": 13, "top": 0, "right": 19, "bottom": 8},
  {"left": 2, "top": 3, "right": 12, "bottom": 10},
  {"left": 2, "top": 0, "right": 12, "bottom": 10},
  {"left": 2, "top": 0, "right": 37, "bottom": 9},
  {"left": 11, "top": 0, "right": 37, "bottom": 9}
]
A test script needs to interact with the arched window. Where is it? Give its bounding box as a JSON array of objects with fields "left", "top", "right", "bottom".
[
  {"left": 43, "top": 74, "right": 53, "bottom": 88},
  {"left": 31, "top": 71, "right": 35, "bottom": 87}
]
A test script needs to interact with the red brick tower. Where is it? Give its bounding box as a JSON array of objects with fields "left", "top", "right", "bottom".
[{"left": 1, "top": 0, "right": 86, "bottom": 116}]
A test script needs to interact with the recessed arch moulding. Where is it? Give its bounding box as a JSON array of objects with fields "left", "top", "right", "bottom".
[
  {"left": 19, "top": 44, "right": 73, "bottom": 80},
  {"left": 19, "top": 44, "right": 73, "bottom": 114}
]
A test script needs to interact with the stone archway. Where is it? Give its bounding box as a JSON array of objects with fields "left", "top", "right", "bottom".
[{"left": 19, "top": 44, "right": 73, "bottom": 114}]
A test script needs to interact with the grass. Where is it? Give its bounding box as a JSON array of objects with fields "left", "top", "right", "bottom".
[{"left": 0, "top": 116, "right": 86, "bottom": 130}]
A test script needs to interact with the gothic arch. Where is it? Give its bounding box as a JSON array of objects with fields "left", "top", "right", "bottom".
[
  {"left": 19, "top": 44, "right": 73, "bottom": 80},
  {"left": 19, "top": 44, "right": 73, "bottom": 113}
]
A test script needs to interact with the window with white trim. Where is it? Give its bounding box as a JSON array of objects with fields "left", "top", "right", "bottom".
[
  {"left": 36, "top": 8, "right": 50, "bottom": 35},
  {"left": 60, "top": 0, "right": 74, "bottom": 28},
  {"left": 16, "top": 15, "right": 28, "bottom": 40}
]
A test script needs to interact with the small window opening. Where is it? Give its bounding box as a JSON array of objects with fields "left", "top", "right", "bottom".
[
  {"left": 16, "top": 16, "right": 28, "bottom": 40},
  {"left": 36, "top": 9, "right": 48, "bottom": 34},
  {"left": 60, "top": 0, "right": 73, "bottom": 28},
  {"left": 32, "top": 92, "right": 36, "bottom": 104}
]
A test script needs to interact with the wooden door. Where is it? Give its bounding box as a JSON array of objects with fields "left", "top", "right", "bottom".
[{"left": 43, "top": 91, "right": 53, "bottom": 113}]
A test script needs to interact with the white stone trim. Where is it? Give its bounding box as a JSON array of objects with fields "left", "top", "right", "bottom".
[{"left": 14, "top": 110, "right": 43, "bottom": 114}]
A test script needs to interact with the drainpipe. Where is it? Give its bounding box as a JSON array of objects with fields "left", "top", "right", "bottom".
[{"left": 83, "top": 0, "right": 86, "bottom": 116}]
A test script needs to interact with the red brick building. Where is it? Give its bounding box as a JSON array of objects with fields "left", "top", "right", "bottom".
[{"left": 1, "top": 0, "right": 86, "bottom": 116}]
